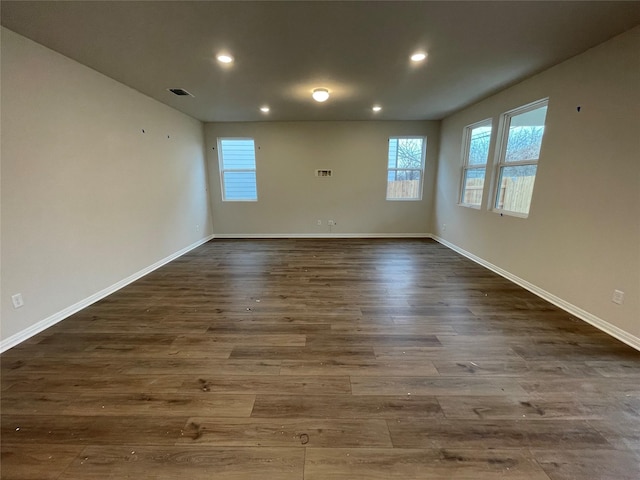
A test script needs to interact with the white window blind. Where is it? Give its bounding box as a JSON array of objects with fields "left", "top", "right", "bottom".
[{"left": 218, "top": 138, "right": 258, "bottom": 201}]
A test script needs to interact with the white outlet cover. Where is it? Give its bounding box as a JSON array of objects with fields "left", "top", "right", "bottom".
[
  {"left": 612, "top": 290, "right": 625, "bottom": 305},
  {"left": 11, "top": 293, "right": 24, "bottom": 309}
]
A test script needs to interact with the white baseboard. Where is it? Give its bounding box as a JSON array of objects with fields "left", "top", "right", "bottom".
[
  {"left": 432, "top": 235, "right": 640, "bottom": 352},
  {"left": 213, "top": 233, "right": 433, "bottom": 239},
  {"left": 0, "top": 234, "right": 215, "bottom": 353}
]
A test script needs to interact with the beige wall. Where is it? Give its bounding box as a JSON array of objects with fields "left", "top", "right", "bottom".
[
  {"left": 205, "top": 121, "right": 439, "bottom": 236},
  {"left": 433, "top": 27, "right": 640, "bottom": 341},
  {"left": 1, "top": 28, "right": 213, "bottom": 344}
]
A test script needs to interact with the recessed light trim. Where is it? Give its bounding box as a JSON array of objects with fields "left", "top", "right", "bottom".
[
  {"left": 312, "top": 88, "right": 330, "bottom": 102},
  {"left": 216, "top": 53, "right": 234, "bottom": 64},
  {"left": 410, "top": 52, "right": 427, "bottom": 62},
  {"left": 260, "top": 106, "right": 270, "bottom": 113},
  {"left": 372, "top": 105, "right": 382, "bottom": 112}
]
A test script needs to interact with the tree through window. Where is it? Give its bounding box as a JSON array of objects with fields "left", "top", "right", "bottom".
[
  {"left": 386, "top": 137, "right": 426, "bottom": 200},
  {"left": 460, "top": 119, "right": 492, "bottom": 208},
  {"left": 494, "top": 99, "right": 548, "bottom": 216}
]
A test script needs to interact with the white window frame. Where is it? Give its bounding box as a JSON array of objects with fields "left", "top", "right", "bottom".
[
  {"left": 386, "top": 136, "right": 427, "bottom": 201},
  {"left": 218, "top": 137, "right": 258, "bottom": 202},
  {"left": 459, "top": 118, "right": 492, "bottom": 209},
  {"left": 492, "top": 98, "right": 549, "bottom": 218}
]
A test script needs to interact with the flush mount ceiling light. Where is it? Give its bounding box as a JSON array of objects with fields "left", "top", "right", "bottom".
[
  {"left": 312, "top": 88, "right": 330, "bottom": 102},
  {"left": 216, "top": 53, "right": 234, "bottom": 64},
  {"left": 372, "top": 105, "right": 382, "bottom": 112},
  {"left": 260, "top": 106, "right": 270, "bottom": 113},
  {"left": 410, "top": 52, "right": 427, "bottom": 62}
]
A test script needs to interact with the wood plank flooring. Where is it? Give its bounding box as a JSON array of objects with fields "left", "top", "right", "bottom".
[{"left": 2, "top": 238, "right": 639, "bottom": 479}]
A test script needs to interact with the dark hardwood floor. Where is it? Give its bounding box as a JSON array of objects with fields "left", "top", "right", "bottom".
[{"left": 2, "top": 238, "right": 639, "bottom": 479}]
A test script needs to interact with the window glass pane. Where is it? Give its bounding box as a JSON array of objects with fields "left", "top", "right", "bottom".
[
  {"left": 386, "top": 137, "right": 425, "bottom": 200},
  {"left": 219, "top": 138, "right": 257, "bottom": 201},
  {"left": 387, "top": 138, "right": 398, "bottom": 168},
  {"left": 505, "top": 106, "right": 547, "bottom": 162},
  {"left": 388, "top": 138, "right": 424, "bottom": 168},
  {"left": 220, "top": 139, "right": 256, "bottom": 169},
  {"left": 468, "top": 126, "right": 491, "bottom": 165},
  {"left": 461, "top": 168, "right": 485, "bottom": 207},
  {"left": 223, "top": 171, "right": 257, "bottom": 200},
  {"left": 495, "top": 165, "right": 537, "bottom": 214},
  {"left": 387, "top": 170, "right": 421, "bottom": 199},
  {"left": 388, "top": 169, "right": 421, "bottom": 181},
  {"left": 396, "top": 138, "right": 424, "bottom": 168}
]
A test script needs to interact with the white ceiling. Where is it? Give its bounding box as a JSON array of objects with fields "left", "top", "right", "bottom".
[{"left": 2, "top": 1, "right": 639, "bottom": 122}]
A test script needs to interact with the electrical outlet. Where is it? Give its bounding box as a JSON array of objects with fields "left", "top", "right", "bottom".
[
  {"left": 196, "top": 224, "right": 200, "bottom": 232},
  {"left": 442, "top": 223, "right": 447, "bottom": 232},
  {"left": 328, "top": 220, "right": 335, "bottom": 226},
  {"left": 317, "top": 220, "right": 322, "bottom": 226},
  {"left": 612, "top": 289, "right": 625, "bottom": 305},
  {"left": 11, "top": 293, "right": 24, "bottom": 309}
]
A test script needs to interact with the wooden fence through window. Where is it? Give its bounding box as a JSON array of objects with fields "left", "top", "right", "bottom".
[
  {"left": 463, "top": 176, "right": 535, "bottom": 213},
  {"left": 387, "top": 180, "right": 420, "bottom": 199}
]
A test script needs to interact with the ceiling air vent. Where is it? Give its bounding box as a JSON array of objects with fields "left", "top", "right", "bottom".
[
  {"left": 315, "top": 169, "right": 333, "bottom": 177},
  {"left": 167, "top": 88, "right": 194, "bottom": 97}
]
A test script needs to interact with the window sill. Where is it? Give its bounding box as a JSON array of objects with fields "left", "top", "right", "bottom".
[
  {"left": 458, "top": 203, "right": 481, "bottom": 210},
  {"left": 492, "top": 208, "right": 529, "bottom": 219}
]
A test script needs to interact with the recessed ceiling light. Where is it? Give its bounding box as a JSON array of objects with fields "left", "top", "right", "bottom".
[
  {"left": 312, "top": 88, "right": 330, "bottom": 102},
  {"left": 216, "top": 53, "right": 234, "bottom": 64},
  {"left": 260, "top": 106, "right": 270, "bottom": 113},
  {"left": 410, "top": 52, "right": 427, "bottom": 62},
  {"left": 372, "top": 105, "right": 382, "bottom": 112}
]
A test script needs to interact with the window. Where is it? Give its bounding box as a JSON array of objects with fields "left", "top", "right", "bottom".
[
  {"left": 218, "top": 138, "right": 257, "bottom": 201},
  {"left": 460, "top": 119, "right": 492, "bottom": 208},
  {"left": 386, "top": 136, "right": 426, "bottom": 200},
  {"left": 493, "top": 99, "right": 548, "bottom": 216}
]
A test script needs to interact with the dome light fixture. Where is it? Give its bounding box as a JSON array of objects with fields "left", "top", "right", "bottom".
[
  {"left": 260, "top": 106, "right": 270, "bottom": 113},
  {"left": 410, "top": 52, "right": 427, "bottom": 62},
  {"left": 216, "top": 53, "right": 234, "bottom": 64},
  {"left": 372, "top": 105, "right": 382, "bottom": 112},
  {"left": 312, "top": 88, "right": 330, "bottom": 102}
]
